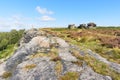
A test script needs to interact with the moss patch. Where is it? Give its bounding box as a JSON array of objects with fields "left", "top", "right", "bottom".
[
  {"left": 59, "top": 72, "right": 79, "bottom": 80},
  {"left": 2, "top": 72, "right": 12, "bottom": 78}
]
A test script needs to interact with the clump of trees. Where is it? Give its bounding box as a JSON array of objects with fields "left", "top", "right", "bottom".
[{"left": 0, "top": 29, "right": 25, "bottom": 51}]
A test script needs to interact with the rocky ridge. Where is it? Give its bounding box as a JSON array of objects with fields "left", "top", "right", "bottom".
[{"left": 0, "top": 28, "right": 119, "bottom": 80}]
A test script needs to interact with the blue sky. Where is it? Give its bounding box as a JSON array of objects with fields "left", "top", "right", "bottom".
[{"left": 0, "top": 0, "right": 120, "bottom": 31}]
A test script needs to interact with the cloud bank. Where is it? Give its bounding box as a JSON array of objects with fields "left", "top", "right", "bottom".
[
  {"left": 36, "top": 6, "right": 56, "bottom": 21},
  {"left": 0, "top": 6, "right": 56, "bottom": 32},
  {"left": 36, "top": 6, "right": 54, "bottom": 15}
]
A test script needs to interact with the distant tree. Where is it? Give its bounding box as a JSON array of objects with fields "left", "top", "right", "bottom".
[
  {"left": 9, "top": 29, "right": 19, "bottom": 44},
  {"left": 0, "top": 29, "right": 24, "bottom": 51},
  {"left": 0, "top": 39, "right": 8, "bottom": 50}
]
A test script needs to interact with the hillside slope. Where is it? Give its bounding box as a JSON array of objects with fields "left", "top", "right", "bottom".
[{"left": 0, "top": 28, "right": 120, "bottom": 80}]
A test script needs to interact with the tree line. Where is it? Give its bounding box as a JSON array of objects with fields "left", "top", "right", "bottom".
[{"left": 0, "top": 29, "right": 25, "bottom": 51}]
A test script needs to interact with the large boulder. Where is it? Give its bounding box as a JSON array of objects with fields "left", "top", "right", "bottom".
[
  {"left": 68, "top": 24, "right": 76, "bottom": 29},
  {"left": 87, "top": 22, "right": 97, "bottom": 28},
  {"left": 19, "top": 28, "right": 46, "bottom": 46},
  {"left": 78, "top": 24, "right": 87, "bottom": 29}
]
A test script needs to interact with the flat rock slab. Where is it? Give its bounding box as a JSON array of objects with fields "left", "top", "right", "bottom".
[
  {"left": 58, "top": 48, "right": 77, "bottom": 62},
  {"left": 10, "top": 57, "right": 57, "bottom": 80}
]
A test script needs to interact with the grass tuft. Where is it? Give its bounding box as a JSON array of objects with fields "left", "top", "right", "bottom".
[
  {"left": 55, "top": 61, "right": 63, "bottom": 76},
  {"left": 51, "top": 56, "right": 61, "bottom": 62},
  {"left": 59, "top": 72, "right": 79, "bottom": 80},
  {"left": 24, "top": 64, "right": 36, "bottom": 70},
  {"left": 2, "top": 72, "right": 12, "bottom": 78}
]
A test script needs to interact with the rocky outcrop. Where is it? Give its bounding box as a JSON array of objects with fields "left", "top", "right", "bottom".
[
  {"left": 19, "top": 28, "right": 46, "bottom": 46},
  {"left": 68, "top": 24, "right": 76, "bottom": 29},
  {"left": 0, "top": 28, "right": 118, "bottom": 80},
  {"left": 87, "top": 22, "right": 97, "bottom": 28},
  {"left": 78, "top": 24, "right": 87, "bottom": 29}
]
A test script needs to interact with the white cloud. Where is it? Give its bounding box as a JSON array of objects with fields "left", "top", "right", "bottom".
[
  {"left": 0, "top": 14, "right": 56, "bottom": 31},
  {"left": 38, "top": 15, "right": 56, "bottom": 21},
  {"left": 36, "top": 6, "right": 54, "bottom": 15},
  {"left": 0, "top": 15, "right": 34, "bottom": 31}
]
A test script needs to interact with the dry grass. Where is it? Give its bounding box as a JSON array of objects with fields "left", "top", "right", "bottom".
[
  {"left": 24, "top": 64, "right": 36, "bottom": 70},
  {"left": 55, "top": 61, "right": 63, "bottom": 76},
  {"left": 71, "top": 49, "right": 84, "bottom": 60},
  {"left": 29, "top": 47, "right": 58, "bottom": 59},
  {"left": 83, "top": 55, "right": 120, "bottom": 80},
  {"left": 29, "top": 52, "right": 48, "bottom": 59},
  {"left": 47, "top": 28, "right": 120, "bottom": 64},
  {"left": 51, "top": 56, "right": 61, "bottom": 62},
  {"left": 42, "top": 28, "right": 120, "bottom": 80},
  {"left": 59, "top": 72, "right": 79, "bottom": 80},
  {"left": 71, "top": 49, "right": 120, "bottom": 80},
  {"left": 29, "top": 47, "right": 60, "bottom": 62},
  {"left": 71, "top": 61, "right": 83, "bottom": 66},
  {"left": 2, "top": 72, "right": 12, "bottom": 78},
  {"left": 48, "top": 47, "right": 59, "bottom": 60}
]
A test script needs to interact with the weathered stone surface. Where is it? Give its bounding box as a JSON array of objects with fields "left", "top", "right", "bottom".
[
  {"left": 10, "top": 57, "right": 57, "bottom": 80},
  {"left": 0, "top": 29, "right": 114, "bottom": 80},
  {"left": 19, "top": 29, "right": 46, "bottom": 46},
  {"left": 58, "top": 47, "right": 77, "bottom": 62},
  {"left": 0, "top": 62, "right": 6, "bottom": 76},
  {"left": 62, "top": 61, "right": 83, "bottom": 73},
  {"left": 79, "top": 66, "right": 112, "bottom": 80},
  {"left": 5, "top": 36, "right": 51, "bottom": 72},
  {"left": 55, "top": 37, "right": 78, "bottom": 62}
]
